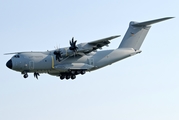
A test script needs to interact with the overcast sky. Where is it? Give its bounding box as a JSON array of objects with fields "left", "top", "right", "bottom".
[{"left": 1, "top": 0, "right": 179, "bottom": 120}]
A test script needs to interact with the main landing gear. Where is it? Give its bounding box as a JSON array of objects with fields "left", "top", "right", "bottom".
[
  {"left": 60, "top": 75, "right": 76, "bottom": 80},
  {"left": 60, "top": 70, "right": 86, "bottom": 80},
  {"left": 34, "top": 72, "right": 40, "bottom": 79}
]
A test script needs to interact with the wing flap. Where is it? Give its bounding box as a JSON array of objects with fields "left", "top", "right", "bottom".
[
  {"left": 88, "top": 35, "right": 120, "bottom": 45},
  {"left": 86, "top": 35, "right": 120, "bottom": 51}
]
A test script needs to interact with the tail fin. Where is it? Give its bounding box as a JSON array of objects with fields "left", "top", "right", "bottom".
[{"left": 118, "top": 17, "right": 174, "bottom": 50}]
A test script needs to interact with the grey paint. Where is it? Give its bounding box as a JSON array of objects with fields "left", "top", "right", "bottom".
[
  {"left": 119, "top": 17, "right": 174, "bottom": 50},
  {"left": 5, "top": 17, "right": 173, "bottom": 79}
]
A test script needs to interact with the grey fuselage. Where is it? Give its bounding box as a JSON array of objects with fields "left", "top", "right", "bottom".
[{"left": 9, "top": 48, "right": 140, "bottom": 77}]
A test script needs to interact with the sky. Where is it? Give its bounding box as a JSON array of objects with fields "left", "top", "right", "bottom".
[{"left": 0, "top": 0, "right": 179, "bottom": 120}]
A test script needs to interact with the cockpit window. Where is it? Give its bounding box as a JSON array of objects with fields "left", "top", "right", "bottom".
[{"left": 14, "top": 55, "right": 20, "bottom": 58}]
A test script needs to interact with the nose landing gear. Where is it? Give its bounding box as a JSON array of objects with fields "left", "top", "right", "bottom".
[
  {"left": 22, "top": 71, "right": 28, "bottom": 78},
  {"left": 23, "top": 73, "right": 28, "bottom": 78}
]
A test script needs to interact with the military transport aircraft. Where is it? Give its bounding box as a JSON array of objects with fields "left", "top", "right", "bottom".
[{"left": 5, "top": 17, "right": 173, "bottom": 80}]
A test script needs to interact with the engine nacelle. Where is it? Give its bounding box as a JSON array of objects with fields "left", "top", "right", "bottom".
[{"left": 60, "top": 43, "right": 94, "bottom": 57}]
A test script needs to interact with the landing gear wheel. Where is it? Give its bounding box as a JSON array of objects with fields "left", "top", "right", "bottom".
[
  {"left": 66, "top": 75, "right": 70, "bottom": 80},
  {"left": 71, "top": 75, "right": 76, "bottom": 80},
  {"left": 70, "top": 70, "right": 75, "bottom": 74},
  {"left": 81, "top": 70, "right": 86, "bottom": 75},
  {"left": 76, "top": 70, "right": 81, "bottom": 74},
  {"left": 60, "top": 76, "right": 65, "bottom": 80},
  {"left": 23, "top": 74, "right": 28, "bottom": 78}
]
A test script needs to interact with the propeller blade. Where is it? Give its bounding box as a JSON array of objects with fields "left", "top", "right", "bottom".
[
  {"left": 72, "top": 37, "right": 74, "bottom": 43},
  {"left": 74, "top": 40, "right": 77, "bottom": 45},
  {"left": 70, "top": 40, "right": 72, "bottom": 46},
  {"left": 69, "top": 37, "right": 78, "bottom": 52}
]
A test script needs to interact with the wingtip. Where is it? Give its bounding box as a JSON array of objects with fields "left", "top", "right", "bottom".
[
  {"left": 166, "top": 17, "right": 175, "bottom": 19},
  {"left": 156, "top": 17, "right": 175, "bottom": 22},
  {"left": 4, "top": 52, "right": 20, "bottom": 55},
  {"left": 4, "top": 53, "right": 12, "bottom": 55},
  {"left": 114, "top": 35, "right": 121, "bottom": 37},
  {"left": 163, "top": 17, "right": 175, "bottom": 20}
]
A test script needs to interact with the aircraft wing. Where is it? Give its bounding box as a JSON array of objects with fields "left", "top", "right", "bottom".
[{"left": 87, "top": 35, "right": 120, "bottom": 51}]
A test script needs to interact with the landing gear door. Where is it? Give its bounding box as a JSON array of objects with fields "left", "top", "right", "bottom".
[{"left": 29, "top": 61, "right": 34, "bottom": 69}]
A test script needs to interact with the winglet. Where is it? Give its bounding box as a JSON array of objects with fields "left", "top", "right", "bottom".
[{"left": 132, "top": 17, "right": 174, "bottom": 27}]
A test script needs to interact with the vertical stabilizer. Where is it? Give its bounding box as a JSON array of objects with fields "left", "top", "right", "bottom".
[{"left": 118, "top": 17, "right": 173, "bottom": 50}]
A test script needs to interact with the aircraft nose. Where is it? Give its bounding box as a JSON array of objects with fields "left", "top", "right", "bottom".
[{"left": 6, "top": 59, "right": 12, "bottom": 69}]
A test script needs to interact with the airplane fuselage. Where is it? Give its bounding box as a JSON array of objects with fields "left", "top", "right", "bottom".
[{"left": 7, "top": 48, "right": 140, "bottom": 78}]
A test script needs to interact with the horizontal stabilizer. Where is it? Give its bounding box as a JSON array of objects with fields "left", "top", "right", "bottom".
[{"left": 132, "top": 17, "right": 174, "bottom": 27}]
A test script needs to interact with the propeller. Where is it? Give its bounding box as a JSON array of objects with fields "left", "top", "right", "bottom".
[
  {"left": 69, "top": 37, "right": 78, "bottom": 52},
  {"left": 53, "top": 48, "right": 63, "bottom": 62}
]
